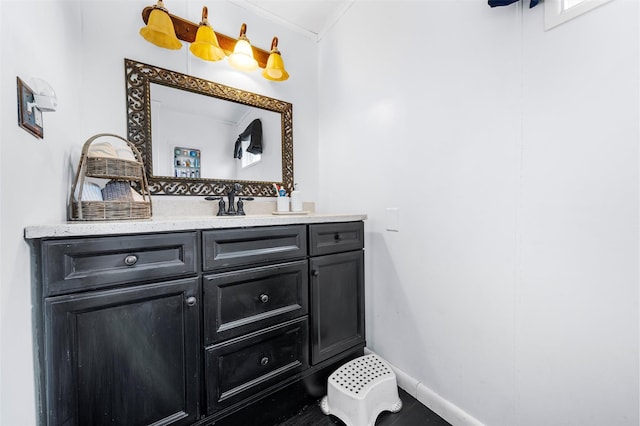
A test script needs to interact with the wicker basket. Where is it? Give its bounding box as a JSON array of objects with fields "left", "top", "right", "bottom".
[
  {"left": 69, "top": 133, "right": 152, "bottom": 221},
  {"left": 85, "top": 156, "right": 144, "bottom": 179}
]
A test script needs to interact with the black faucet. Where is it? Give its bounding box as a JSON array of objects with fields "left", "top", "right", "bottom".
[
  {"left": 226, "top": 183, "right": 239, "bottom": 215},
  {"left": 205, "top": 183, "right": 253, "bottom": 216}
]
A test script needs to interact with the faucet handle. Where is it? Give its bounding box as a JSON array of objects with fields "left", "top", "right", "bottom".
[
  {"left": 237, "top": 197, "right": 254, "bottom": 215},
  {"left": 205, "top": 196, "right": 226, "bottom": 216}
]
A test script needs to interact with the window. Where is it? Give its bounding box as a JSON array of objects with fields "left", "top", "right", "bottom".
[
  {"left": 241, "top": 139, "right": 261, "bottom": 168},
  {"left": 545, "top": 0, "right": 614, "bottom": 30},
  {"left": 563, "top": 0, "right": 586, "bottom": 8}
]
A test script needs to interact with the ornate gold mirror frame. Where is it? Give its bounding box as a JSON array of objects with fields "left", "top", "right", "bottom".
[{"left": 124, "top": 58, "right": 293, "bottom": 196}]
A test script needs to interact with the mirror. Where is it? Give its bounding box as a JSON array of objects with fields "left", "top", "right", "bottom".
[{"left": 125, "top": 58, "right": 293, "bottom": 196}]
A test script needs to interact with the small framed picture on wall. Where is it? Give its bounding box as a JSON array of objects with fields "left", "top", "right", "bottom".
[{"left": 17, "top": 77, "right": 44, "bottom": 139}]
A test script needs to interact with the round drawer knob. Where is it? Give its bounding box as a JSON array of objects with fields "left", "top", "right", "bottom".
[
  {"left": 124, "top": 255, "right": 138, "bottom": 266},
  {"left": 334, "top": 233, "right": 341, "bottom": 242},
  {"left": 260, "top": 356, "right": 269, "bottom": 366},
  {"left": 260, "top": 294, "right": 269, "bottom": 303},
  {"left": 186, "top": 296, "right": 197, "bottom": 307}
]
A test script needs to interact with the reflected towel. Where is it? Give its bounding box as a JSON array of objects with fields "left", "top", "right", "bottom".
[
  {"left": 234, "top": 118, "right": 263, "bottom": 159},
  {"left": 488, "top": 0, "right": 538, "bottom": 7}
]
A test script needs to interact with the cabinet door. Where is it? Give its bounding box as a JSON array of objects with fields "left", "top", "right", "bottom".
[
  {"left": 310, "top": 251, "right": 365, "bottom": 365},
  {"left": 45, "top": 278, "right": 200, "bottom": 426}
]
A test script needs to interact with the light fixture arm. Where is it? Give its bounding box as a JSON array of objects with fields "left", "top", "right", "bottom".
[
  {"left": 200, "top": 6, "right": 208, "bottom": 25},
  {"left": 141, "top": 6, "right": 270, "bottom": 68},
  {"left": 238, "top": 22, "right": 247, "bottom": 38},
  {"left": 152, "top": 0, "right": 168, "bottom": 12}
]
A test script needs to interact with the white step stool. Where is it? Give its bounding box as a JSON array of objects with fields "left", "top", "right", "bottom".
[{"left": 320, "top": 354, "right": 402, "bottom": 426}]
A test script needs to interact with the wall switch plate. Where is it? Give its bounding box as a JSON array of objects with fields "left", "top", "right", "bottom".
[
  {"left": 385, "top": 208, "right": 400, "bottom": 232},
  {"left": 17, "top": 77, "right": 43, "bottom": 139}
]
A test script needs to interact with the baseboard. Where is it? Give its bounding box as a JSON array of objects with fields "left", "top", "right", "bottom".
[{"left": 364, "top": 348, "right": 485, "bottom": 426}]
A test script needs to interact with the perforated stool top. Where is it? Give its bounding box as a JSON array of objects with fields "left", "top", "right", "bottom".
[
  {"left": 321, "top": 354, "right": 402, "bottom": 426},
  {"left": 329, "top": 354, "right": 394, "bottom": 399}
]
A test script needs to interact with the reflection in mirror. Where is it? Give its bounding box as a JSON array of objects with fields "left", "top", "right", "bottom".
[
  {"left": 150, "top": 83, "right": 282, "bottom": 182},
  {"left": 125, "top": 58, "right": 293, "bottom": 196}
]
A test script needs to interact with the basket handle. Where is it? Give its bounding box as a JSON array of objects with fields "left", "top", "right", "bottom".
[{"left": 68, "top": 150, "right": 88, "bottom": 220}]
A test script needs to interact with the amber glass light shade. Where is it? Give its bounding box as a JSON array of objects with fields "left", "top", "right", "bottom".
[
  {"left": 189, "top": 7, "right": 225, "bottom": 61},
  {"left": 228, "top": 23, "right": 258, "bottom": 71},
  {"left": 139, "top": 0, "right": 182, "bottom": 50},
  {"left": 262, "top": 37, "right": 289, "bottom": 81}
]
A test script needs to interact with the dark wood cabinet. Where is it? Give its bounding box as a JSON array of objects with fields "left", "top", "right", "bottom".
[
  {"left": 28, "top": 220, "right": 365, "bottom": 426},
  {"left": 45, "top": 277, "right": 200, "bottom": 426},
  {"left": 202, "top": 226, "right": 311, "bottom": 415},
  {"left": 310, "top": 251, "right": 364, "bottom": 364},
  {"left": 42, "top": 232, "right": 198, "bottom": 296},
  {"left": 204, "top": 317, "right": 309, "bottom": 414},
  {"left": 309, "top": 221, "right": 365, "bottom": 365},
  {"left": 203, "top": 260, "right": 308, "bottom": 343},
  {"left": 202, "top": 225, "right": 306, "bottom": 271},
  {"left": 308, "top": 221, "right": 365, "bottom": 257},
  {"left": 33, "top": 232, "right": 200, "bottom": 426}
]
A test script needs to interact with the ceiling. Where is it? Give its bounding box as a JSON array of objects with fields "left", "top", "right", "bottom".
[{"left": 231, "top": 0, "right": 353, "bottom": 39}]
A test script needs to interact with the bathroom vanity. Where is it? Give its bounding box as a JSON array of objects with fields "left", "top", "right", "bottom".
[{"left": 25, "top": 214, "right": 366, "bottom": 426}]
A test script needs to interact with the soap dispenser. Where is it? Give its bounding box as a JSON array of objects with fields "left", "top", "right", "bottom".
[{"left": 290, "top": 183, "right": 303, "bottom": 212}]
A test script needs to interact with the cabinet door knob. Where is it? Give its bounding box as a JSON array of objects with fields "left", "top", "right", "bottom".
[
  {"left": 259, "top": 294, "right": 269, "bottom": 303},
  {"left": 312, "top": 269, "right": 319, "bottom": 277},
  {"left": 124, "top": 255, "right": 138, "bottom": 266},
  {"left": 260, "top": 356, "right": 269, "bottom": 366},
  {"left": 186, "top": 296, "right": 197, "bottom": 307}
]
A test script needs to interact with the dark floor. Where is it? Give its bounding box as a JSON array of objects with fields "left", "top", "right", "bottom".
[{"left": 275, "top": 388, "right": 451, "bottom": 426}]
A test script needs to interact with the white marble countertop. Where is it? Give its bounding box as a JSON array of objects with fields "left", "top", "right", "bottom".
[{"left": 24, "top": 213, "right": 367, "bottom": 239}]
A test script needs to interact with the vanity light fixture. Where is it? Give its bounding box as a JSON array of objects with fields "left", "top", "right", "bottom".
[
  {"left": 189, "top": 6, "right": 225, "bottom": 62},
  {"left": 139, "top": 0, "right": 182, "bottom": 50},
  {"left": 228, "top": 23, "right": 259, "bottom": 72},
  {"left": 262, "top": 37, "right": 289, "bottom": 81},
  {"left": 140, "top": 2, "right": 289, "bottom": 81}
]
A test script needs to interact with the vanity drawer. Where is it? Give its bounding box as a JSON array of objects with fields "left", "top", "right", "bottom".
[
  {"left": 309, "top": 221, "right": 364, "bottom": 256},
  {"left": 42, "top": 232, "right": 198, "bottom": 296},
  {"left": 204, "top": 317, "right": 309, "bottom": 414},
  {"left": 203, "top": 260, "right": 308, "bottom": 344},
  {"left": 202, "top": 225, "right": 307, "bottom": 271}
]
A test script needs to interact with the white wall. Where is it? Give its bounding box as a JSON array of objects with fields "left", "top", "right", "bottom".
[
  {"left": 518, "top": 4, "right": 638, "bottom": 425},
  {"left": 318, "top": 1, "right": 638, "bottom": 425},
  {"left": 0, "top": 1, "right": 317, "bottom": 424},
  {"left": 1, "top": 2, "right": 84, "bottom": 425}
]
